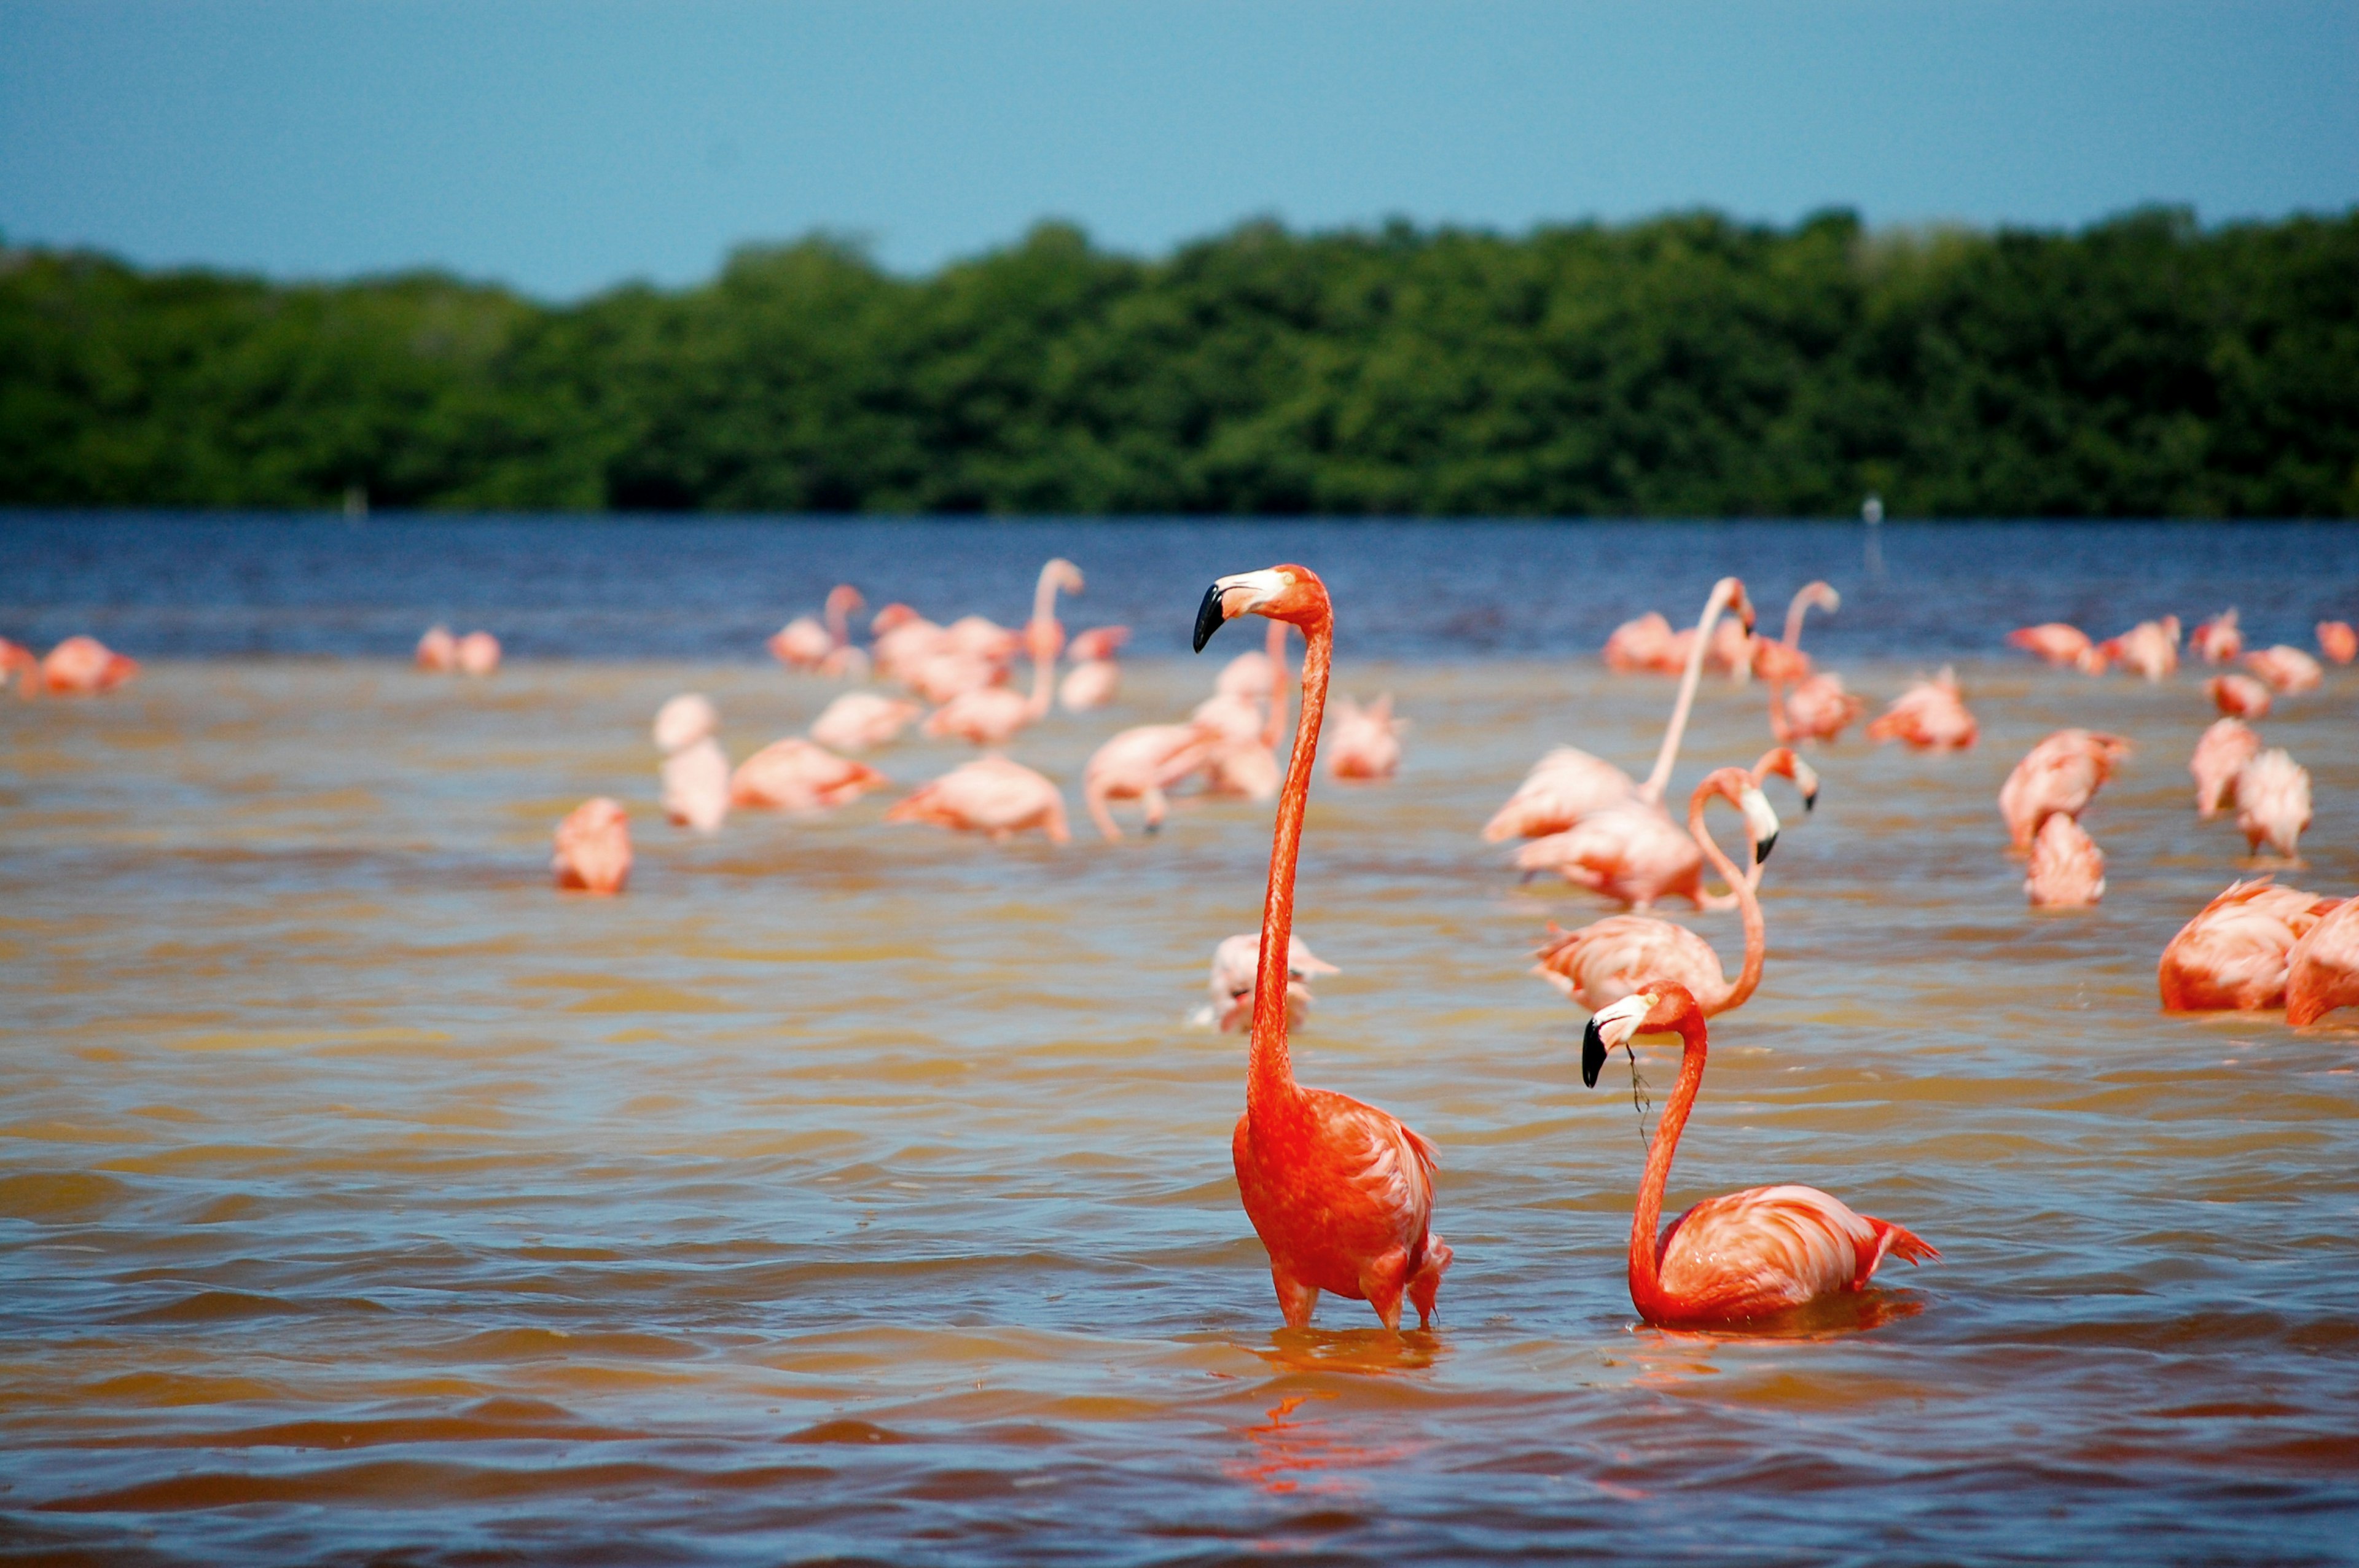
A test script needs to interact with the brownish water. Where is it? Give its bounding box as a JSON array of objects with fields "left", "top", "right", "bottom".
[{"left": 4, "top": 654, "right": 2356, "bottom": 1564}]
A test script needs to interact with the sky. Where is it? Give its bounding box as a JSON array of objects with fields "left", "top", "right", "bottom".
[{"left": 2, "top": 0, "right": 2354, "bottom": 300}]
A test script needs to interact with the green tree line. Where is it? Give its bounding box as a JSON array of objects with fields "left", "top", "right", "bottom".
[{"left": 4, "top": 206, "right": 2354, "bottom": 515}]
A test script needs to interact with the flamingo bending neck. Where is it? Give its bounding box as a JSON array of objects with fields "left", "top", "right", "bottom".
[
  {"left": 1625, "top": 1004, "right": 1710, "bottom": 1324},
  {"left": 1690, "top": 773, "right": 1768, "bottom": 1010},
  {"left": 1024, "top": 559, "right": 1082, "bottom": 720},
  {"left": 1640, "top": 577, "right": 1748, "bottom": 806}
]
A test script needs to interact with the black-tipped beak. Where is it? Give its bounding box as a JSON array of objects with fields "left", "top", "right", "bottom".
[
  {"left": 1802, "top": 788, "right": 1818, "bottom": 815},
  {"left": 1581, "top": 1018, "right": 1608, "bottom": 1088},
  {"left": 1755, "top": 830, "right": 1778, "bottom": 865},
  {"left": 1192, "top": 584, "right": 1227, "bottom": 653}
]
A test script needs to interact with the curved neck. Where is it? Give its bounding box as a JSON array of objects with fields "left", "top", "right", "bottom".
[
  {"left": 1629, "top": 1011, "right": 1708, "bottom": 1319},
  {"left": 1025, "top": 568, "right": 1068, "bottom": 718},
  {"left": 1764, "top": 678, "right": 1793, "bottom": 744},
  {"left": 1248, "top": 613, "right": 1330, "bottom": 1114},
  {"left": 1780, "top": 588, "right": 1817, "bottom": 651},
  {"left": 1641, "top": 585, "right": 1732, "bottom": 805},
  {"left": 1030, "top": 564, "right": 1063, "bottom": 626},
  {"left": 1690, "top": 788, "right": 1766, "bottom": 1010},
  {"left": 826, "top": 590, "right": 855, "bottom": 649},
  {"left": 1259, "top": 619, "right": 1289, "bottom": 751}
]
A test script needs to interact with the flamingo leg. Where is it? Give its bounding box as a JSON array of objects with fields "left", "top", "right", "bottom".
[{"left": 1271, "top": 1266, "right": 1320, "bottom": 1328}]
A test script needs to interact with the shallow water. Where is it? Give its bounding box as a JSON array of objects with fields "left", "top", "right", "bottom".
[{"left": 4, "top": 627, "right": 2357, "bottom": 1563}]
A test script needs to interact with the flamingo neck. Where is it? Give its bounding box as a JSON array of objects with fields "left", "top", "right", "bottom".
[
  {"left": 1025, "top": 572, "right": 1066, "bottom": 719},
  {"left": 1690, "top": 787, "right": 1766, "bottom": 1010},
  {"left": 1764, "top": 679, "right": 1793, "bottom": 745},
  {"left": 826, "top": 591, "right": 851, "bottom": 649},
  {"left": 1640, "top": 586, "right": 1731, "bottom": 805},
  {"left": 1629, "top": 1009, "right": 1708, "bottom": 1320},
  {"left": 1259, "top": 619, "right": 1290, "bottom": 752},
  {"left": 1248, "top": 613, "right": 1330, "bottom": 1116},
  {"left": 1781, "top": 591, "right": 1813, "bottom": 651}
]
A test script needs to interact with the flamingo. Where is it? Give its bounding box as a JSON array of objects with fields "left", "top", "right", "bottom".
[
  {"left": 2159, "top": 878, "right": 2340, "bottom": 1010},
  {"left": 2095, "top": 617, "right": 2180, "bottom": 682},
  {"left": 906, "top": 649, "right": 1006, "bottom": 706},
  {"left": 1580, "top": 986, "right": 1936, "bottom": 1328},
  {"left": 416, "top": 625, "right": 458, "bottom": 671},
  {"left": 943, "top": 614, "right": 1023, "bottom": 666},
  {"left": 2025, "top": 814, "right": 2105, "bottom": 907},
  {"left": 1998, "top": 730, "right": 2131, "bottom": 852},
  {"left": 2236, "top": 749, "right": 2310, "bottom": 860},
  {"left": 729, "top": 738, "right": 890, "bottom": 813},
  {"left": 653, "top": 695, "right": 729, "bottom": 833},
  {"left": 1326, "top": 695, "right": 1406, "bottom": 781},
  {"left": 2006, "top": 623, "right": 2095, "bottom": 668},
  {"left": 1196, "top": 620, "right": 1293, "bottom": 801},
  {"left": 925, "top": 560, "right": 1084, "bottom": 746},
  {"left": 1868, "top": 668, "right": 1977, "bottom": 751},
  {"left": 1751, "top": 582, "right": 1837, "bottom": 685},
  {"left": 455, "top": 631, "right": 501, "bottom": 677},
  {"left": 1203, "top": 930, "right": 1340, "bottom": 1034},
  {"left": 2318, "top": 621, "right": 2357, "bottom": 666},
  {"left": 1194, "top": 563, "right": 1453, "bottom": 1330},
  {"left": 1058, "top": 626, "right": 1130, "bottom": 711},
  {"left": 0, "top": 637, "right": 36, "bottom": 695},
  {"left": 870, "top": 604, "right": 949, "bottom": 682},
  {"left": 769, "top": 585, "right": 869, "bottom": 677},
  {"left": 2191, "top": 718, "right": 2260, "bottom": 819},
  {"left": 2207, "top": 674, "right": 2272, "bottom": 719},
  {"left": 1603, "top": 611, "right": 1676, "bottom": 673},
  {"left": 39, "top": 636, "right": 140, "bottom": 695},
  {"left": 1517, "top": 747, "right": 1813, "bottom": 911},
  {"left": 1661, "top": 617, "right": 1756, "bottom": 684},
  {"left": 1484, "top": 577, "right": 1756, "bottom": 842},
  {"left": 553, "top": 798, "right": 632, "bottom": 894},
  {"left": 2286, "top": 902, "right": 2359, "bottom": 1027},
  {"left": 885, "top": 755, "right": 1071, "bottom": 844},
  {"left": 1083, "top": 722, "right": 1219, "bottom": 841},
  {"left": 1770, "top": 671, "right": 1868, "bottom": 744},
  {"left": 809, "top": 692, "right": 921, "bottom": 754},
  {"left": 2189, "top": 609, "right": 2243, "bottom": 665},
  {"left": 2244, "top": 645, "right": 2323, "bottom": 695},
  {"left": 1531, "top": 766, "right": 1777, "bottom": 1015}
]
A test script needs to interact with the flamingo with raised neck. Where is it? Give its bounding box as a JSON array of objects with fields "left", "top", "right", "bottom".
[{"left": 922, "top": 558, "right": 1082, "bottom": 746}]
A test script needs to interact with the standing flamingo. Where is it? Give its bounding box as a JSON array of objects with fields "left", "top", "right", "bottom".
[
  {"left": 870, "top": 604, "right": 948, "bottom": 682},
  {"left": 2191, "top": 718, "right": 2260, "bottom": 819},
  {"left": 885, "top": 755, "right": 1071, "bottom": 844},
  {"left": 2318, "top": 621, "right": 2357, "bottom": 666},
  {"left": 1083, "top": 722, "right": 1219, "bottom": 841},
  {"left": 2025, "top": 815, "right": 2105, "bottom": 907},
  {"left": 1203, "top": 930, "right": 1341, "bottom": 1034},
  {"left": 39, "top": 636, "right": 141, "bottom": 695},
  {"left": 1867, "top": 668, "right": 1977, "bottom": 751},
  {"left": 1517, "top": 747, "right": 1810, "bottom": 911},
  {"left": 455, "top": 631, "right": 501, "bottom": 677},
  {"left": 1194, "top": 564, "right": 1453, "bottom": 1330},
  {"left": 1758, "top": 583, "right": 1863, "bottom": 744},
  {"left": 552, "top": 798, "right": 632, "bottom": 894},
  {"left": 2244, "top": 645, "right": 2323, "bottom": 695},
  {"left": 729, "top": 738, "right": 890, "bottom": 813},
  {"left": 2095, "top": 617, "right": 2180, "bottom": 682},
  {"left": 1326, "top": 695, "right": 1406, "bottom": 781},
  {"left": 1581, "top": 986, "right": 1936, "bottom": 1327},
  {"left": 2189, "top": 609, "right": 2243, "bottom": 665},
  {"left": 2207, "top": 674, "right": 2272, "bottom": 719},
  {"left": 2235, "top": 749, "right": 2311, "bottom": 860},
  {"left": 925, "top": 560, "right": 1084, "bottom": 746},
  {"left": 1603, "top": 612, "right": 1676, "bottom": 673},
  {"left": 2007, "top": 623, "right": 2096, "bottom": 668},
  {"left": 1196, "top": 620, "right": 1294, "bottom": 800},
  {"left": 809, "top": 692, "right": 921, "bottom": 754},
  {"left": 2286, "top": 902, "right": 2359, "bottom": 1026},
  {"left": 653, "top": 694, "right": 730, "bottom": 833},
  {"left": 770, "top": 585, "right": 866, "bottom": 674},
  {"left": 1531, "top": 766, "right": 1778, "bottom": 1014},
  {"left": 1058, "top": 626, "right": 1130, "bottom": 711},
  {"left": 1998, "top": 730, "right": 2131, "bottom": 852},
  {"left": 416, "top": 625, "right": 458, "bottom": 671},
  {"left": 2159, "top": 879, "right": 2340, "bottom": 1010},
  {"left": 1751, "top": 582, "right": 1837, "bottom": 685}
]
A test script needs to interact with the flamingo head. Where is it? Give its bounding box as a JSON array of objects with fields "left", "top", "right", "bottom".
[
  {"left": 1751, "top": 746, "right": 1819, "bottom": 814},
  {"left": 1041, "top": 558, "right": 1086, "bottom": 596},
  {"left": 1713, "top": 576, "right": 1756, "bottom": 636},
  {"left": 826, "top": 584, "right": 866, "bottom": 617},
  {"left": 1699, "top": 765, "right": 1783, "bottom": 863},
  {"left": 1194, "top": 565, "right": 1329, "bottom": 651},
  {"left": 1581, "top": 983, "right": 1702, "bottom": 1087},
  {"left": 1802, "top": 581, "right": 1840, "bottom": 615}
]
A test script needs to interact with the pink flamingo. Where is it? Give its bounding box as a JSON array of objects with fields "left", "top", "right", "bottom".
[
  {"left": 2159, "top": 879, "right": 2341, "bottom": 1010},
  {"left": 2236, "top": 749, "right": 2310, "bottom": 860},
  {"left": 2025, "top": 814, "right": 2105, "bottom": 907},
  {"left": 1659, "top": 617, "right": 1755, "bottom": 684},
  {"left": 1326, "top": 695, "right": 1406, "bottom": 781},
  {"left": 870, "top": 604, "right": 948, "bottom": 681},
  {"left": 1759, "top": 583, "right": 1864, "bottom": 744},
  {"left": 925, "top": 560, "right": 1084, "bottom": 746},
  {"left": 809, "top": 692, "right": 921, "bottom": 754},
  {"left": 1195, "top": 563, "right": 1453, "bottom": 1330},
  {"left": 653, "top": 695, "right": 729, "bottom": 833},
  {"left": 943, "top": 614, "right": 1023, "bottom": 666},
  {"left": 0, "top": 636, "right": 37, "bottom": 695},
  {"left": 729, "top": 738, "right": 890, "bottom": 813},
  {"left": 1058, "top": 626, "right": 1130, "bottom": 712},
  {"left": 1603, "top": 611, "right": 1676, "bottom": 673},
  {"left": 455, "top": 631, "right": 501, "bottom": 677},
  {"left": 1868, "top": 667, "right": 1977, "bottom": 750},
  {"left": 2287, "top": 902, "right": 2359, "bottom": 1027},
  {"left": 2189, "top": 609, "right": 2243, "bottom": 665},
  {"left": 1196, "top": 620, "right": 1294, "bottom": 801},
  {"left": 2096, "top": 617, "right": 2180, "bottom": 682},
  {"left": 2244, "top": 645, "right": 2322, "bottom": 695},
  {"left": 416, "top": 625, "right": 458, "bottom": 671},
  {"left": 1581, "top": 985, "right": 1936, "bottom": 1328},
  {"left": 1531, "top": 766, "right": 1777, "bottom": 1015},
  {"left": 2007, "top": 623, "right": 2096, "bottom": 668},
  {"left": 885, "top": 755, "right": 1071, "bottom": 844},
  {"left": 2207, "top": 674, "right": 2272, "bottom": 719},
  {"left": 2191, "top": 718, "right": 2260, "bottom": 819},
  {"left": 1083, "top": 722, "right": 1220, "bottom": 841},
  {"left": 1998, "top": 729, "right": 2131, "bottom": 852},
  {"left": 770, "top": 585, "right": 866, "bottom": 674},
  {"left": 1205, "top": 930, "right": 1340, "bottom": 1033},
  {"left": 2318, "top": 621, "right": 2357, "bottom": 666},
  {"left": 39, "top": 636, "right": 140, "bottom": 695},
  {"left": 1484, "top": 577, "right": 1755, "bottom": 842},
  {"left": 1517, "top": 748, "right": 1809, "bottom": 913},
  {"left": 1751, "top": 582, "right": 1837, "bottom": 685},
  {"left": 553, "top": 798, "right": 632, "bottom": 894}
]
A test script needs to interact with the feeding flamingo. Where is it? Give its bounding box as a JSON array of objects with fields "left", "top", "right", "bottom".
[
  {"left": 1998, "top": 730, "right": 2131, "bottom": 852},
  {"left": 1581, "top": 986, "right": 1936, "bottom": 1328},
  {"left": 455, "top": 631, "right": 501, "bottom": 677},
  {"left": 2286, "top": 902, "right": 2359, "bottom": 1027},
  {"left": 1194, "top": 563, "right": 1453, "bottom": 1330},
  {"left": 1531, "top": 766, "right": 1778, "bottom": 1015},
  {"left": 729, "top": 738, "right": 890, "bottom": 813},
  {"left": 1868, "top": 668, "right": 1977, "bottom": 751},
  {"left": 2095, "top": 617, "right": 2180, "bottom": 682},
  {"left": 1058, "top": 626, "right": 1130, "bottom": 712},
  {"left": 809, "top": 692, "right": 921, "bottom": 754},
  {"left": 2025, "top": 815, "right": 2105, "bottom": 907},
  {"left": 39, "top": 636, "right": 140, "bottom": 695},
  {"left": 1327, "top": 695, "right": 1406, "bottom": 781},
  {"left": 653, "top": 695, "right": 729, "bottom": 833},
  {"left": 2006, "top": 623, "right": 2096, "bottom": 669},
  {"left": 1770, "top": 671, "right": 1868, "bottom": 745},
  {"left": 2207, "top": 674, "right": 2272, "bottom": 719},
  {"left": 2244, "top": 645, "right": 2323, "bottom": 695},
  {"left": 1202, "top": 930, "right": 1341, "bottom": 1033},
  {"left": 925, "top": 560, "right": 1084, "bottom": 746},
  {"left": 885, "top": 755, "right": 1071, "bottom": 844},
  {"left": 1517, "top": 747, "right": 1812, "bottom": 911},
  {"left": 2189, "top": 609, "right": 2243, "bottom": 665},
  {"left": 1083, "top": 722, "right": 1220, "bottom": 841},
  {"left": 552, "top": 798, "right": 632, "bottom": 894},
  {"left": 1484, "top": 577, "right": 1756, "bottom": 842},
  {"left": 2191, "top": 718, "right": 2260, "bottom": 819},
  {"left": 2235, "top": 749, "right": 2310, "bottom": 860},
  {"left": 1603, "top": 612, "right": 1676, "bottom": 673},
  {"left": 2159, "top": 878, "right": 2341, "bottom": 1011},
  {"left": 2318, "top": 621, "right": 2357, "bottom": 666},
  {"left": 416, "top": 625, "right": 458, "bottom": 671}
]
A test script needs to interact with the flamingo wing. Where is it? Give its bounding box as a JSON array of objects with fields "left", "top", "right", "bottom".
[{"left": 1657, "top": 1184, "right": 1928, "bottom": 1316}]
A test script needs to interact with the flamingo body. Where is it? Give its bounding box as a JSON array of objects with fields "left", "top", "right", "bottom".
[
  {"left": 729, "top": 739, "right": 889, "bottom": 813},
  {"left": 660, "top": 739, "right": 731, "bottom": 833},
  {"left": 2097, "top": 617, "right": 2180, "bottom": 682},
  {"left": 2008, "top": 623, "right": 2094, "bottom": 667},
  {"left": 454, "top": 631, "right": 500, "bottom": 676},
  {"left": 2189, "top": 610, "right": 2243, "bottom": 665},
  {"left": 1084, "top": 723, "right": 1216, "bottom": 841},
  {"left": 885, "top": 755, "right": 1070, "bottom": 843},
  {"left": 1326, "top": 695, "right": 1405, "bottom": 780},
  {"left": 39, "top": 636, "right": 140, "bottom": 695},
  {"left": 2025, "top": 814, "right": 2105, "bottom": 907},
  {"left": 810, "top": 693, "right": 920, "bottom": 754},
  {"left": 553, "top": 798, "right": 632, "bottom": 894},
  {"left": 416, "top": 625, "right": 458, "bottom": 671},
  {"left": 2236, "top": 749, "right": 2311, "bottom": 859},
  {"left": 1603, "top": 612, "right": 1676, "bottom": 673},
  {"left": 1517, "top": 803, "right": 1707, "bottom": 910},
  {"left": 1059, "top": 661, "right": 1121, "bottom": 712},
  {"left": 2244, "top": 645, "right": 2323, "bottom": 695},
  {"left": 1868, "top": 668, "right": 1977, "bottom": 750},
  {"left": 1998, "top": 729, "right": 2130, "bottom": 852},
  {"left": 2318, "top": 621, "right": 2357, "bottom": 666},
  {"left": 2207, "top": 674, "right": 2272, "bottom": 718},
  {"left": 1774, "top": 673, "right": 1867, "bottom": 743},
  {"left": 2286, "top": 902, "right": 2359, "bottom": 1028},
  {"left": 2191, "top": 719, "right": 2260, "bottom": 819},
  {"left": 2158, "top": 879, "right": 2339, "bottom": 1011},
  {"left": 769, "top": 617, "right": 833, "bottom": 669},
  {"left": 925, "top": 685, "right": 1037, "bottom": 746},
  {"left": 1482, "top": 748, "right": 1639, "bottom": 841},
  {"left": 652, "top": 693, "right": 718, "bottom": 754}
]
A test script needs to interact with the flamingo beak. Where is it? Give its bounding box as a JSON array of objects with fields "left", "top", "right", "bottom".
[
  {"left": 1742, "top": 786, "right": 1781, "bottom": 864},
  {"left": 1581, "top": 1017, "right": 1609, "bottom": 1087},
  {"left": 1582, "top": 993, "right": 1653, "bottom": 1087},
  {"left": 1192, "top": 583, "right": 1227, "bottom": 652}
]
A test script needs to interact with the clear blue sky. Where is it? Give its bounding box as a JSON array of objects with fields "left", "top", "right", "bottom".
[{"left": 3, "top": 1, "right": 2353, "bottom": 300}]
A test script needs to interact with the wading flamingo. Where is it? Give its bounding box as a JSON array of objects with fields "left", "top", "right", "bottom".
[
  {"left": 2236, "top": 749, "right": 2310, "bottom": 860},
  {"left": 1603, "top": 612, "right": 1676, "bottom": 673},
  {"left": 2208, "top": 674, "right": 2272, "bottom": 719},
  {"left": 925, "top": 560, "right": 1084, "bottom": 746},
  {"left": 1998, "top": 730, "right": 2131, "bottom": 852},
  {"left": 1868, "top": 668, "right": 1977, "bottom": 751},
  {"left": 1531, "top": 767, "right": 1778, "bottom": 1015},
  {"left": 2189, "top": 609, "right": 2243, "bottom": 665},
  {"left": 553, "top": 798, "right": 632, "bottom": 894},
  {"left": 1058, "top": 626, "right": 1130, "bottom": 711},
  {"left": 1197, "top": 620, "right": 1293, "bottom": 800},
  {"left": 1327, "top": 695, "right": 1406, "bottom": 781},
  {"left": 2007, "top": 623, "right": 2096, "bottom": 669},
  {"left": 2191, "top": 718, "right": 2261, "bottom": 819},
  {"left": 1581, "top": 986, "right": 1936, "bottom": 1328},
  {"left": 1751, "top": 583, "right": 1837, "bottom": 685},
  {"left": 416, "top": 625, "right": 458, "bottom": 671},
  {"left": 39, "top": 636, "right": 140, "bottom": 695},
  {"left": 2097, "top": 617, "right": 2180, "bottom": 682},
  {"left": 1202, "top": 930, "right": 1341, "bottom": 1033},
  {"left": 870, "top": 604, "right": 948, "bottom": 682},
  {"left": 0, "top": 637, "right": 37, "bottom": 695},
  {"left": 2244, "top": 645, "right": 2322, "bottom": 695},
  {"left": 2159, "top": 879, "right": 2341, "bottom": 1011},
  {"left": 729, "top": 738, "right": 890, "bottom": 813},
  {"left": 885, "top": 755, "right": 1071, "bottom": 844},
  {"left": 1661, "top": 617, "right": 1756, "bottom": 684},
  {"left": 1770, "top": 671, "right": 1868, "bottom": 745},
  {"left": 2286, "top": 902, "right": 2359, "bottom": 1027},
  {"left": 455, "top": 631, "right": 501, "bottom": 677},
  {"left": 809, "top": 692, "right": 921, "bottom": 754},
  {"left": 1484, "top": 578, "right": 1756, "bottom": 841},
  {"left": 1194, "top": 563, "right": 1452, "bottom": 1330},
  {"left": 1516, "top": 747, "right": 1812, "bottom": 911},
  {"left": 1083, "top": 722, "right": 1219, "bottom": 841},
  {"left": 770, "top": 585, "right": 864, "bottom": 673},
  {"left": 2318, "top": 621, "right": 2357, "bottom": 666},
  {"left": 653, "top": 694, "right": 729, "bottom": 833},
  {"left": 2025, "top": 814, "right": 2105, "bottom": 907}
]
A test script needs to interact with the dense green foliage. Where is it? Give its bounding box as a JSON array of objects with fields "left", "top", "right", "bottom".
[{"left": 4, "top": 207, "right": 2355, "bottom": 515}]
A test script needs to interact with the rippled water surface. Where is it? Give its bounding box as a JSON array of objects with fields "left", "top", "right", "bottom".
[{"left": 3, "top": 518, "right": 2358, "bottom": 1564}]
